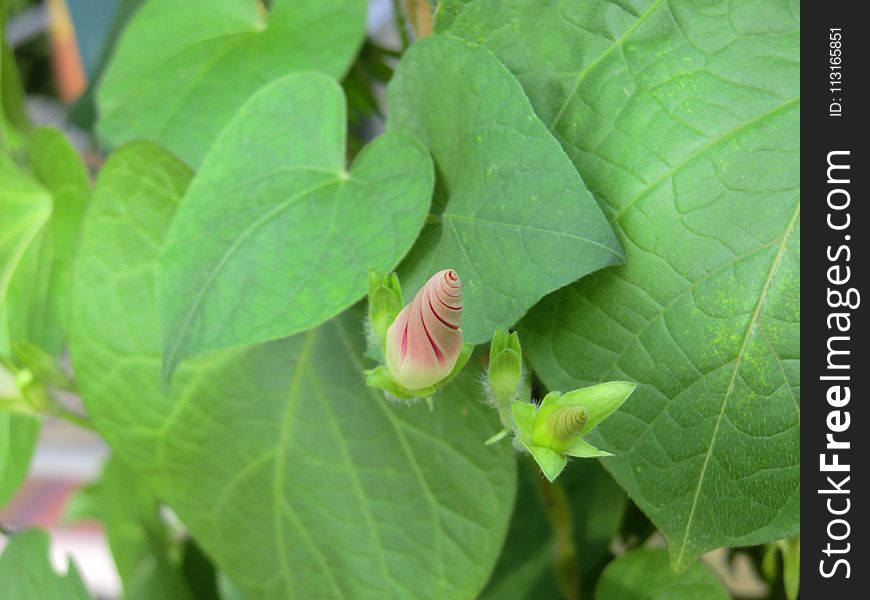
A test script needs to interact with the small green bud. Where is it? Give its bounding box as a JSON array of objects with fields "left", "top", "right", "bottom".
[
  {"left": 367, "top": 269, "right": 403, "bottom": 350},
  {"left": 487, "top": 330, "right": 522, "bottom": 401},
  {"left": 510, "top": 381, "right": 637, "bottom": 482},
  {"left": 531, "top": 399, "right": 588, "bottom": 453}
]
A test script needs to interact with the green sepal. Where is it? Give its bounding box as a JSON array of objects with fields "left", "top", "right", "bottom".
[
  {"left": 529, "top": 446, "right": 567, "bottom": 483},
  {"left": 367, "top": 269, "right": 403, "bottom": 352},
  {"left": 484, "top": 428, "right": 510, "bottom": 446},
  {"left": 366, "top": 343, "right": 475, "bottom": 401},
  {"left": 563, "top": 437, "right": 611, "bottom": 458},
  {"left": 365, "top": 365, "right": 436, "bottom": 400}
]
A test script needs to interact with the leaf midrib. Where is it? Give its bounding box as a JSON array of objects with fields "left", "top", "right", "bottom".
[
  {"left": 443, "top": 212, "right": 624, "bottom": 258},
  {"left": 547, "top": 0, "right": 666, "bottom": 130},
  {"left": 163, "top": 177, "right": 340, "bottom": 373},
  {"left": 674, "top": 202, "right": 800, "bottom": 566}
]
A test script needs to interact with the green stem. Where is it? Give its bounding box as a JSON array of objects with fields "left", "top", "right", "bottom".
[
  {"left": 537, "top": 474, "right": 580, "bottom": 600},
  {"left": 391, "top": 0, "right": 411, "bottom": 50}
]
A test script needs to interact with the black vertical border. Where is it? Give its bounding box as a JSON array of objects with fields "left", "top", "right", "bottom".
[{"left": 803, "top": 3, "right": 868, "bottom": 598}]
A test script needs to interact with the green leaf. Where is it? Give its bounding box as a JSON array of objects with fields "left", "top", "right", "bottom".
[
  {"left": 1, "top": 1, "right": 29, "bottom": 150},
  {"left": 441, "top": 0, "right": 800, "bottom": 566},
  {"left": 0, "top": 412, "right": 40, "bottom": 507},
  {"left": 97, "top": 457, "right": 194, "bottom": 600},
  {"left": 6, "top": 129, "right": 90, "bottom": 355},
  {"left": 387, "top": 35, "right": 623, "bottom": 344},
  {"left": 159, "top": 73, "right": 433, "bottom": 377},
  {"left": 0, "top": 154, "right": 51, "bottom": 308},
  {"left": 0, "top": 529, "right": 91, "bottom": 600},
  {"left": 96, "top": 0, "right": 367, "bottom": 166},
  {"left": 595, "top": 548, "right": 729, "bottom": 600},
  {"left": 70, "top": 142, "right": 516, "bottom": 598}
]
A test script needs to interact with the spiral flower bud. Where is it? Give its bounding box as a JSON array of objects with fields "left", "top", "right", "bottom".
[
  {"left": 531, "top": 403, "right": 588, "bottom": 453},
  {"left": 385, "top": 269, "right": 463, "bottom": 390}
]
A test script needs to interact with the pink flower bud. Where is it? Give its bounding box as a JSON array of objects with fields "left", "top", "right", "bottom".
[{"left": 385, "top": 269, "right": 463, "bottom": 390}]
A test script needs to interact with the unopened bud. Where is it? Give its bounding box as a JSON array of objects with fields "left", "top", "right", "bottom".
[
  {"left": 385, "top": 269, "right": 463, "bottom": 390},
  {"left": 487, "top": 330, "right": 522, "bottom": 401}
]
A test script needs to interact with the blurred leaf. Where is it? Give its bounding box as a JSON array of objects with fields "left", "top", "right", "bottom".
[
  {"left": 0, "top": 0, "right": 30, "bottom": 150},
  {"left": 0, "top": 151, "right": 51, "bottom": 357},
  {"left": 158, "top": 73, "right": 432, "bottom": 377},
  {"left": 0, "top": 411, "right": 39, "bottom": 507},
  {"left": 0, "top": 529, "right": 91, "bottom": 599},
  {"left": 440, "top": 0, "right": 801, "bottom": 566},
  {"left": 7, "top": 128, "right": 89, "bottom": 356},
  {"left": 387, "top": 35, "right": 623, "bottom": 344},
  {"left": 0, "top": 152, "right": 51, "bottom": 306},
  {"left": 70, "top": 142, "right": 516, "bottom": 598},
  {"left": 97, "top": 0, "right": 367, "bottom": 166},
  {"left": 595, "top": 548, "right": 729, "bottom": 600},
  {"left": 98, "top": 457, "right": 194, "bottom": 600},
  {"left": 62, "top": 481, "right": 102, "bottom": 525}
]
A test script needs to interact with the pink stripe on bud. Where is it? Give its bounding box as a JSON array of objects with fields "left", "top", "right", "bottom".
[{"left": 385, "top": 270, "right": 464, "bottom": 390}]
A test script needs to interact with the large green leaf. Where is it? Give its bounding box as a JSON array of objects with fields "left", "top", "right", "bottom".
[
  {"left": 0, "top": 412, "right": 39, "bottom": 507},
  {"left": 0, "top": 529, "right": 91, "bottom": 600},
  {"left": 158, "top": 73, "right": 433, "bottom": 377},
  {"left": 387, "top": 35, "right": 623, "bottom": 344},
  {"left": 7, "top": 129, "right": 90, "bottom": 355},
  {"left": 595, "top": 548, "right": 729, "bottom": 600},
  {"left": 441, "top": 0, "right": 800, "bottom": 565},
  {"left": 70, "top": 142, "right": 516, "bottom": 598},
  {"left": 96, "top": 0, "right": 366, "bottom": 166}
]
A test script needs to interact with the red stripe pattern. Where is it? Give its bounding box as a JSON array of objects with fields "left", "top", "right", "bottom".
[{"left": 385, "top": 270, "right": 463, "bottom": 390}]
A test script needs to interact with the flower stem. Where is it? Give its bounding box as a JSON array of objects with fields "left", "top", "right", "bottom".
[{"left": 537, "top": 473, "right": 580, "bottom": 600}]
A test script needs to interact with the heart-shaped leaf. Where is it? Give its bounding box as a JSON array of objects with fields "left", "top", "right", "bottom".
[
  {"left": 440, "top": 0, "right": 800, "bottom": 567},
  {"left": 159, "top": 73, "right": 433, "bottom": 377},
  {"left": 70, "top": 142, "right": 515, "bottom": 598},
  {"left": 97, "top": 0, "right": 367, "bottom": 166},
  {"left": 387, "top": 36, "right": 623, "bottom": 344}
]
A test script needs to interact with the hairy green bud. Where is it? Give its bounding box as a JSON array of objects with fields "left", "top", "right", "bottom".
[
  {"left": 367, "top": 269, "right": 403, "bottom": 351},
  {"left": 487, "top": 330, "right": 522, "bottom": 402}
]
